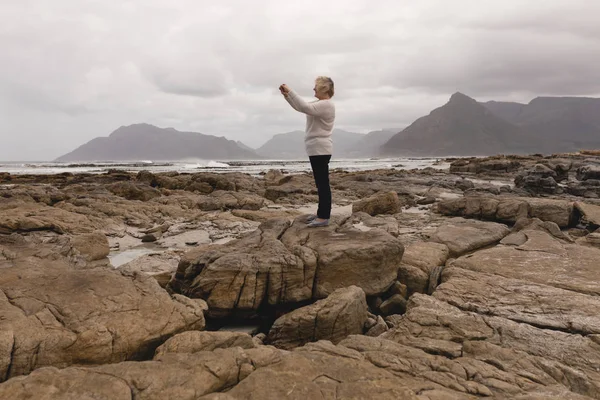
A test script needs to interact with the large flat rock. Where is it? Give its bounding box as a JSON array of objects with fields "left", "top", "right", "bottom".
[
  {"left": 429, "top": 217, "right": 510, "bottom": 256},
  {"left": 169, "top": 217, "right": 404, "bottom": 317},
  {"left": 449, "top": 230, "right": 600, "bottom": 296},
  {"left": 436, "top": 267, "right": 600, "bottom": 334}
]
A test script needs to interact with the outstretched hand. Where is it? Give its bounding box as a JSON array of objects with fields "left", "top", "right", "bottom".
[{"left": 279, "top": 84, "right": 290, "bottom": 95}]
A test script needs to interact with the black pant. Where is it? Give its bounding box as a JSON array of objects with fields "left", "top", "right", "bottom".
[{"left": 309, "top": 155, "right": 332, "bottom": 219}]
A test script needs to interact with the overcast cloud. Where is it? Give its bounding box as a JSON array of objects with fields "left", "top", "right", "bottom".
[{"left": 1, "top": 0, "right": 599, "bottom": 160}]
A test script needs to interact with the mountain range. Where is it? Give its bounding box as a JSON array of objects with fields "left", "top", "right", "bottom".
[
  {"left": 255, "top": 129, "right": 398, "bottom": 159},
  {"left": 56, "top": 94, "right": 600, "bottom": 161},
  {"left": 56, "top": 124, "right": 260, "bottom": 162},
  {"left": 381, "top": 93, "right": 600, "bottom": 156}
]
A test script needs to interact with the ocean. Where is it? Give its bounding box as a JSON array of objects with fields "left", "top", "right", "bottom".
[{"left": 0, "top": 158, "right": 450, "bottom": 176}]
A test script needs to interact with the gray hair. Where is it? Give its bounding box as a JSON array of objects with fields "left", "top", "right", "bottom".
[{"left": 315, "top": 76, "right": 334, "bottom": 97}]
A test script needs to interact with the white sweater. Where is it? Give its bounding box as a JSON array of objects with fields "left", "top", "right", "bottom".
[{"left": 285, "top": 90, "right": 335, "bottom": 156}]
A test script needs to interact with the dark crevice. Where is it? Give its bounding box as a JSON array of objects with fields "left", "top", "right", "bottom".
[{"left": 4, "top": 334, "right": 15, "bottom": 382}]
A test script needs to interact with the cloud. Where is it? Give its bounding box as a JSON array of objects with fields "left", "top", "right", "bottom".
[{"left": 0, "top": 0, "right": 598, "bottom": 160}]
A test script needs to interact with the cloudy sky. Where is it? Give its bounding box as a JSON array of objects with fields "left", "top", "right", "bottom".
[{"left": 1, "top": 0, "right": 599, "bottom": 161}]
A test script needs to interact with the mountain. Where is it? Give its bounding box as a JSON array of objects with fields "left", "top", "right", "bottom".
[
  {"left": 343, "top": 129, "right": 400, "bottom": 157},
  {"left": 381, "top": 92, "right": 532, "bottom": 156},
  {"left": 481, "top": 101, "right": 526, "bottom": 122},
  {"left": 56, "top": 124, "right": 261, "bottom": 162},
  {"left": 483, "top": 97, "right": 600, "bottom": 153},
  {"left": 256, "top": 129, "right": 365, "bottom": 159}
]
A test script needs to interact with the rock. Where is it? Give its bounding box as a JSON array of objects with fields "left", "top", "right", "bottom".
[
  {"left": 577, "top": 231, "right": 600, "bottom": 249},
  {"left": 197, "top": 191, "right": 266, "bottom": 211},
  {"left": 0, "top": 238, "right": 206, "bottom": 381},
  {"left": 118, "top": 252, "right": 179, "bottom": 287},
  {"left": 365, "top": 316, "right": 388, "bottom": 337},
  {"left": 436, "top": 267, "right": 600, "bottom": 335},
  {"left": 352, "top": 191, "right": 401, "bottom": 216},
  {"left": 155, "top": 331, "right": 257, "bottom": 357},
  {"left": 364, "top": 317, "right": 377, "bottom": 330},
  {"left": 512, "top": 217, "right": 575, "bottom": 242},
  {"left": 385, "top": 281, "right": 407, "bottom": 298},
  {"left": 141, "top": 233, "right": 159, "bottom": 242},
  {"left": 220, "top": 342, "right": 419, "bottom": 400},
  {"left": 397, "top": 241, "right": 449, "bottom": 296},
  {"left": 575, "top": 201, "right": 600, "bottom": 227},
  {"left": 455, "top": 178, "right": 474, "bottom": 191},
  {"left": 429, "top": 217, "right": 510, "bottom": 257},
  {"left": 379, "top": 294, "right": 407, "bottom": 316},
  {"left": 576, "top": 165, "right": 600, "bottom": 181},
  {"left": 379, "top": 295, "right": 600, "bottom": 398},
  {"left": 231, "top": 209, "right": 301, "bottom": 223},
  {"left": 449, "top": 158, "right": 522, "bottom": 174},
  {"left": 514, "top": 171, "right": 559, "bottom": 194},
  {"left": 169, "top": 218, "right": 404, "bottom": 317},
  {"left": 567, "top": 179, "right": 600, "bottom": 198},
  {"left": 416, "top": 196, "right": 436, "bottom": 205},
  {"left": 340, "top": 212, "right": 400, "bottom": 237},
  {"left": 185, "top": 181, "right": 214, "bottom": 194},
  {"left": 449, "top": 230, "right": 600, "bottom": 296},
  {"left": 157, "top": 229, "right": 211, "bottom": 249},
  {"left": 107, "top": 181, "right": 161, "bottom": 201},
  {"left": 0, "top": 346, "right": 285, "bottom": 400},
  {"left": 437, "top": 196, "right": 576, "bottom": 228},
  {"left": 267, "top": 286, "right": 368, "bottom": 350},
  {"left": 264, "top": 169, "right": 284, "bottom": 182},
  {"left": 0, "top": 203, "right": 101, "bottom": 235},
  {"left": 68, "top": 232, "right": 110, "bottom": 261},
  {"left": 500, "top": 231, "right": 528, "bottom": 246}
]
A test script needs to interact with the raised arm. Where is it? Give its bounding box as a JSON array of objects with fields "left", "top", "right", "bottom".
[{"left": 284, "top": 90, "right": 332, "bottom": 118}]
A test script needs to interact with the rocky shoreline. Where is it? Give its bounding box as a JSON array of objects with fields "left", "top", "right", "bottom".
[{"left": 1, "top": 152, "right": 600, "bottom": 399}]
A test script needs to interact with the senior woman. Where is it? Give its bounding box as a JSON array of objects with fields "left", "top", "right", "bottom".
[{"left": 279, "top": 76, "right": 335, "bottom": 227}]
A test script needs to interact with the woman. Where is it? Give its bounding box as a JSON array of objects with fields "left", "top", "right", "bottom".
[{"left": 280, "top": 77, "right": 335, "bottom": 227}]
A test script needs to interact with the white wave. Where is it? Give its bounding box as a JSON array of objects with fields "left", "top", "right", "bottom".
[{"left": 207, "top": 161, "right": 230, "bottom": 168}]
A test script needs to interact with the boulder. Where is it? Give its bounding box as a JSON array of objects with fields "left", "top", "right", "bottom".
[
  {"left": 397, "top": 241, "right": 449, "bottom": 296},
  {"left": 449, "top": 158, "right": 521, "bottom": 174},
  {"left": 576, "top": 165, "right": 600, "bottom": 181},
  {"left": 455, "top": 178, "right": 474, "bottom": 191},
  {"left": 575, "top": 201, "right": 600, "bottom": 227},
  {"left": 379, "top": 294, "right": 407, "bottom": 316},
  {"left": 168, "top": 218, "right": 404, "bottom": 318},
  {"left": 352, "top": 191, "right": 401, "bottom": 216},
  {"left": 267, "top": 286, "right": 368, "bottom": 349},
  {"left": 437, "top": 196, "right": 576, "bottom": 228},
  {"left": 106, "top": 181, "right": 161, "bottom": 201},
  {"left": 365, "top": 316, "right": 388, "bottom": 337},
  {"left": 197, "top": 191, "right": 266, "bottom": 211},
  {"left": 429, "top": 217, "right": 510, "bottom": 257},
  {"left": 67, "top": 232, "right": 110, "bottom": 261},
  {"left": 568, "top": 179, "right": 600, "bottom": 198},
  {"left": 0, "top": 238, "right": 206, "bottom": 381}
]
